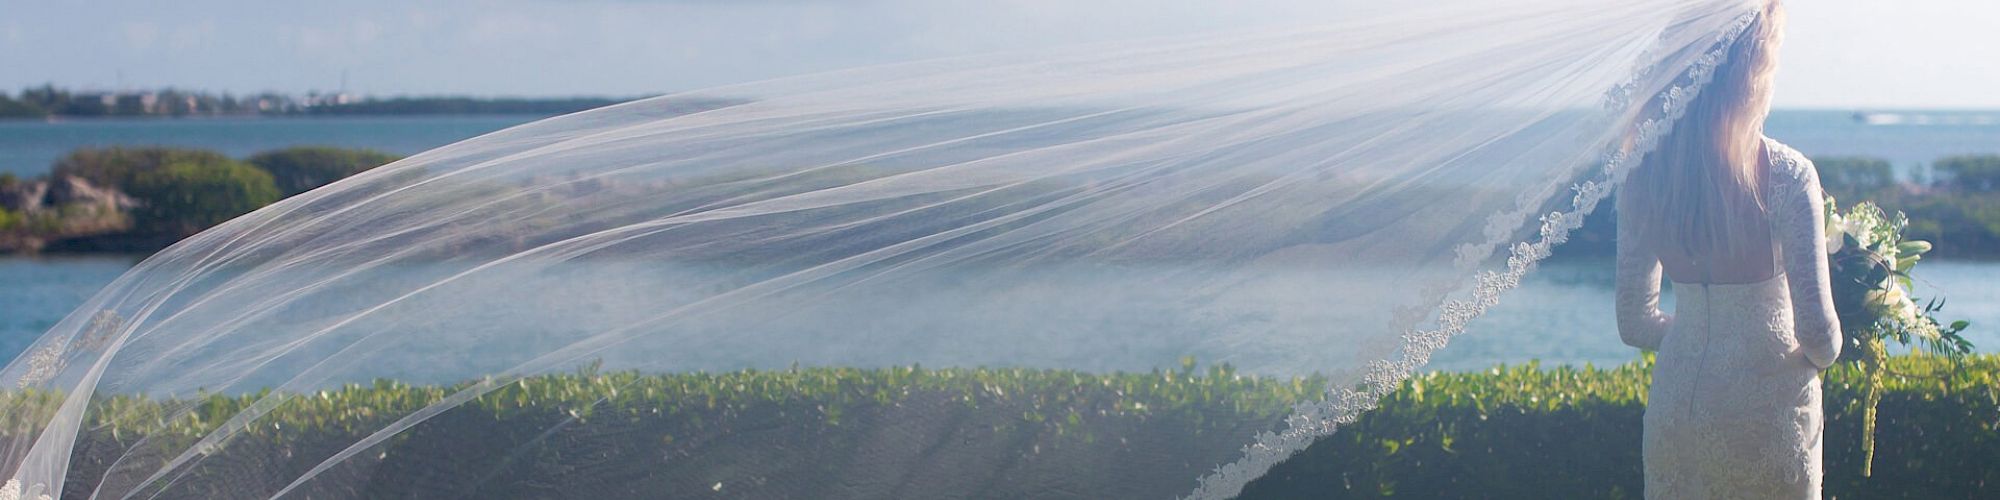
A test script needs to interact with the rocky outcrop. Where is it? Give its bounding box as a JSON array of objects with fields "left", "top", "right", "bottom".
[
  {"left": 0, "top": 175, "right": 137, "bottom": 253},
  {"left": 45, "top": 175, "right": 139, "bottom": 211},
  {"left": 2, "top": 174, "right": 137, "bottom": 214},
  {"left": 0, "top": 178, "right": 49, "bottom": 212}
]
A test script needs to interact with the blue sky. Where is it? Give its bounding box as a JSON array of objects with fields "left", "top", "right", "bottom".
[{"left": 2, "top": 0, "right": 1995, "bottom": 109}]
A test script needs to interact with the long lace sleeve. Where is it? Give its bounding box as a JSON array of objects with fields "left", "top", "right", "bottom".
[
  {"left": 1768, "top": 145, "right": 1842, "bottom": 369},
  {"left": 1615, "top": 191, "right": 1672, "bottom": 351}
]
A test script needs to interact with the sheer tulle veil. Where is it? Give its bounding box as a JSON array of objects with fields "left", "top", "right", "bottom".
[{"left": 2, "top": 1, "right": 1767, "bottom": 498}]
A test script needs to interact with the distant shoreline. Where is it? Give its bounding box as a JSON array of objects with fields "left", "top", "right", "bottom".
[
  {"left": 1, "top": 113, "right": 564, "bottom": 123},
  {"left": 0, "top": 86, "right": 658, "bottom": 120}
]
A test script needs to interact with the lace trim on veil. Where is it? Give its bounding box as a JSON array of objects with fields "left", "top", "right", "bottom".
[{"left": 1184, "top": 11, "right": 1761, "bottom": 499}]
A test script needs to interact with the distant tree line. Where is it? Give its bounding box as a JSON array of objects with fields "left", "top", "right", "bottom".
[
  {"left": 0, "top": 84, "right": 644, "bottom": 119},
  {"left": 1561, "top": 154, "right": 2000, "bottom": 259},
  {"left": 1815, "top": 155, "right": 2000, "bottom": 258},
  {"left": 300, "top": 96, "right": 633, "bottom": 116},
  {"left": 0, "top": 85, "right": 299, "bottom": 118}
]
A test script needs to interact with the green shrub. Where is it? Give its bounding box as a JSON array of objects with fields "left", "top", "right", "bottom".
[
  {"left": 246, "top": 146, "right": 402, "bottom": 196},
  {"left": 9, "top": 363, "right": 1321, "bottom": 499},
  {"left": 1243, "top": 354, "right": 2000, "bottom": 498},
  {"left": 0, "top": 207, "right": 17, "bottom": 231},
  {"left": 1936, "top": 155, "right": 2000, "bottom": 193},
  {"left": 0, "top": 94, "right": 47, "bottom": 118},
  {"left": 1875, "top": 190, "right": 2000, "bottom": 260},
  {"left": 1815, "top": 156, "right": 1898, "bottom": 201},
  {"left": 3, "top": 355, "right": 1993, "bottom": 497},
  {"left": 125, "top": 160, "right": 281, "bottom": 237},
  {"left": 50, "top": 146, "right": 235, "bottom": 190}
]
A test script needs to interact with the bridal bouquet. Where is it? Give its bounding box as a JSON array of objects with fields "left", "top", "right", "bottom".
[
  {"left": 1826, "top": 198, "right": 1972, "bottom": 354},
  {"left": 1822, "top": 196, "right": 1973, "bottom": 476}
]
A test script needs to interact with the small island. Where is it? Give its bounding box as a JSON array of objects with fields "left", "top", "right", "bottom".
[{"left": 1, "top": 145, "right": 403, "bottom": 253}]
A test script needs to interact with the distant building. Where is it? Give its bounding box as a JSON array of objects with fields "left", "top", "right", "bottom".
[{"left": 304, "top": 92, "right": 359, "bottom": 108}]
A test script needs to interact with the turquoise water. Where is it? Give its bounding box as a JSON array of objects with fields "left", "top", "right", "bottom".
[
  {"left": 1442, "top": 258, "right": 2000, "bottom": 371},
  {"left": 1765, "top": 110, "right": 2000, "bottom": 172},
  {"left": 0, "top": 110, "right": 1996, "bottom": 370},
  {"left": 2, "top": 110, "right": 1997, "bottom": 177},
  {"left": 0, "top": 115, "right": 540, "bottom": 177},
  {"left": 2, "top": 256, "right": 1994, "bottom": 373},
  {"left": 0, "top": 255, "right": 137, "bottom": 358}
]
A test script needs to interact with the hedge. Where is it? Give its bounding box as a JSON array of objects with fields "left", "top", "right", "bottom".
[
  {"left": 1, "top": 355, "right": 1993, "bottom": 498},
  {"left": 5, "top": 362, "right": 1320, "bottom": 499},
  {"left": 1243, "top": 354, "right": 2000, "bottom": 499}
]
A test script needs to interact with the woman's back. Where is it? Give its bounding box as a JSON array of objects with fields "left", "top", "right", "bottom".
[
  {"left": 1643, "top": 141, "right": 1780, "bottom": 286},
  {"left": 1615, "top": 136, "right": 1840, "bottom": 364}
]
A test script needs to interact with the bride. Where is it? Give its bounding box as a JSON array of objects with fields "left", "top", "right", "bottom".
[{"left": 1617, "top": 1, "right": 1841, "bottom": 497}]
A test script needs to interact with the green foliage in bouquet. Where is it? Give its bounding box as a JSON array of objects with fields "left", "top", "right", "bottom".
[{"left": 1823, "top": 196, "right": 1974, "bottom": 477}]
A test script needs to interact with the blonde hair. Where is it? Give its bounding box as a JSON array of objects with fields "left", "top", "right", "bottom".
[{"left": 1626, "top": 1, "right": 1786, "bottom": 259}]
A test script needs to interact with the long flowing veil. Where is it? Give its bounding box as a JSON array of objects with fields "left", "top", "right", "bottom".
[{"left": 3, "top": 1, "right": 1762, "bottom": 498}]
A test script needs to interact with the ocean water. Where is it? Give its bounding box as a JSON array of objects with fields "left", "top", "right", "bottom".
[
  {"left": 2, "top": 110, "right": 1997, "bottom": 178},
  {"left": 0, "top": 110, "right": 1996, "bottom": 373},
  {"left": 0, "top": 255, "right": 136, "bottom": 359},
  {"left": 1442, "top": 259, "right": 2000, "bottom": 371},
  {"left": 1766, "top": 110, "right": 2000, "bottom": 173},
  {"left": 2, "top": 255, "right": 1995, "bottom": 376}
]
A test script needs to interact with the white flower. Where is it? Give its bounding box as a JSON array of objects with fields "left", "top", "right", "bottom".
[
  {"left": 1840, "top": 217, "right": 1873, "bottom": 248},
  {"left": 1865, "top": 284, "right": 1909, "bottom": 318},
  {"left": 1908, "top": 314, "right": 1943, "bottom": 340},
  {"left": 1891, "top": 293, "right": 1921, "bottom": 324}
]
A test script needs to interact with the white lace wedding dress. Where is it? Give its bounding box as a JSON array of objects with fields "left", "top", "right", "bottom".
[{"left": 1616, "top": 137, "right": 1843, "bottom": 499}]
